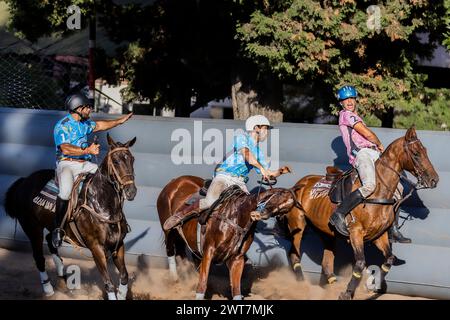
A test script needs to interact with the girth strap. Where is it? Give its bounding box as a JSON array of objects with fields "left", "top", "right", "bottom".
[{"left": 364, "top": 198, "right": 396, "bottom": 205}]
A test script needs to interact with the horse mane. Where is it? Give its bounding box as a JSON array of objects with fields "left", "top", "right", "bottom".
[{"left": 213, "top": 186, "right": 255, "bottom": 216}]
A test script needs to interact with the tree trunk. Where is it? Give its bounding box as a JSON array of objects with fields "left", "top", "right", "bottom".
[
  {"left": 173, "top": 84, "right": 192, "bottom": 117},
  {"left": 381, "top": 107, "right": 394, "bottom": 128},
  {"left": 231, "top": 74, "right": 283, "bottom": 123}
]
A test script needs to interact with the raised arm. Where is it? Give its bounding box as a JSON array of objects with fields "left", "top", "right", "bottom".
[{"left": 93, "top": 113, "right": 133, "bottom": 132}]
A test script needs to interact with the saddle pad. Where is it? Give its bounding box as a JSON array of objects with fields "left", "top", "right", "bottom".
[
  {"left": 32, "top": 178, "right": 84, "bottom": 213},
  {"left": 310, "top": 178, "right": 333, "bottom": 199}
]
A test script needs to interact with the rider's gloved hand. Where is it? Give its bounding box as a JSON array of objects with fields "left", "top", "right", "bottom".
[
  {"left": 85, "top": 143, "right": 100, "bottom": 155},
  {"left": 260, "top": 168, "right": 272, "bottom": 181}
]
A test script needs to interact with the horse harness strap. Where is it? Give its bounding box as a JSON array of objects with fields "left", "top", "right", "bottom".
[
  {"left": 64, "top": 170, "right": 125, "bottom": 256},
  {"left": 107, "top": 147, "right": 134, "bottom": 187},
  {"left": 210, "top": 211, "right": 254, "bottom": 259},
  {"left": 175, "top": 225, "right": 203, "bottom": 260}
]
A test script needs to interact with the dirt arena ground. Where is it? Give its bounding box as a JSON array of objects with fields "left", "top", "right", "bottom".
[{"left": 0, "top": 248, "right": 428, "bottom": 300}]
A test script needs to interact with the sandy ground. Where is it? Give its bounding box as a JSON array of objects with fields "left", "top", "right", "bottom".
[{"left": 0, "top": 248, "right": 428, "bottom": 300}]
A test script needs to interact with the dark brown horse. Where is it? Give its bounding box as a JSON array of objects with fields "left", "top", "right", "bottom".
[
  {"left": 286, "top": 127, "right": 439, "bottom": 299},
  {"left": 4, "top": 134, "right": 137, "bottom": 300},
  {"left": 157, "top": 175, "right": 300, "bottom": 300}
]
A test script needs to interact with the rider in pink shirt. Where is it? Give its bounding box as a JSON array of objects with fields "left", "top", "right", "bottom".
[{"left": 329, "top": 85, "right": 410, "bottom": 243}]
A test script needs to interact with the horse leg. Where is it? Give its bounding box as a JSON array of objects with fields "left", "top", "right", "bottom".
[
  {"left": 339, "top": 226, "right": 365, "bottom": 300},
  {"left": 319, "top": 233, "right": 337, "bottom": 286},
  {"left": 287, "top": 207, "right": 307, "bottom": 281},
  {"left": 112, "top": 242, "right": 129, "bottom": 300},
  {"left": 195, "top": 247, "right": 213, "bottom": 300},
  {"left": 372, "top": 231, "right": 395, "bottom": 293},
  {"left": 45, "top": 232, "right": 65, "bottom": 279},
  {"left": 227, "top": 256, "right": 245, "bottom": 300},
  {"left": 164, "top": 230, "right": 179, "bottom": 282},
  {"left": 90, "top": 244, "right": 117, "bottom": 300},
  {"left": 21, "top": 221, "right": 54, "bottom": 296}
]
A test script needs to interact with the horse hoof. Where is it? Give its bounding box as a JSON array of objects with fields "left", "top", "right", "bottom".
[
  {"left": 233, "top": 295, "right": 243, "bottom": 300},
  {"left": 195, "top": 293, "right": 205, "bottom": 300},
  {"left": 117, "top": 284, "right": 128, "bottom": 300},
  {"left": 107, "top": 292, "right": 117, "bottom": 300},
  {"left": 338, "top": 292, "right": 352, "bottom": 300},
  {"left": 42, "top": 282, "right": 55, "bottom": 297},
  {"left": 293, "top": 263, "right": 304, "bottom": 281}
]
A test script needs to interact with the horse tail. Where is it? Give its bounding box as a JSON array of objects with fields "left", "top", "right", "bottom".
[{"left": 4, "top": 177, "right": 25, "bottom": 219}]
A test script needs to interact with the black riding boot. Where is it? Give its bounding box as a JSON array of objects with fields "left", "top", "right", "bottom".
[
  {"left": 329, "top": 189, "right": 365, "bottom": 236},
  {"left": 389, "top": 225, "right": 412, "bottom": 243},
  {"left": 52, "top": 197, "right": 69, "bottom": 248}
]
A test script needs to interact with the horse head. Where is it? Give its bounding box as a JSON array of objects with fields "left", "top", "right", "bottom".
[
  {"left": 255, "top": 187, "right": 301, "bottom": 220},
  {"left": 400, "top": 126, "right": 439, "bottom": 189},
  {"left": 106, "top": 133, "right": 138, "bottom": 200}
]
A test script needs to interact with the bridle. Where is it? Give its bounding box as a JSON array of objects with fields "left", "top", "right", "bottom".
[
  {"left": 379, "top": 138, "right": 430, "bottom": 192},
  {"left": 106, "top": 147, "right": 135, "bottom": 189}
]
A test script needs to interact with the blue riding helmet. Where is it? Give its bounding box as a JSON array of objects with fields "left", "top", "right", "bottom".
[{"left": 337, "top": 85, "right": 358, "bottom": 101}]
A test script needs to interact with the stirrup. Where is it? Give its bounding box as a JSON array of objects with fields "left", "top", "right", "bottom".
[
  {"left": 52, "top": 228, "right": 66, "bottom": 248},
  {"left": 329, "top": 213, "right": 349, "bottom": 237}
]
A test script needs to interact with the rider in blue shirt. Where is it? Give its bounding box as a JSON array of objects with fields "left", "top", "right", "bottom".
[
  {"left": 54, "top": 114, "right": 97, "bottom": 162},
  {"left": 215, "top": 132, "right": 269, "bottom": 182},
  {"left": 51, "top": 93, "right": 132, "bottom": 248},
  {"left": 163, "top": 115, "right": 290, "bottom": 231}
]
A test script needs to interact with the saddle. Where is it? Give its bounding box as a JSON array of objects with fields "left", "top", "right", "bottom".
[
  {"left": 32, "top": 174, "right": 87, "bottom": 213},
  {"left": 327, "top": 166, "right": 397, "bottom": 206},
  {"left": 183, "top": 182, "right": 242, "bottom": 226},
  {"left": 327, "top": 166, "right": 357, "bottom": 204}
]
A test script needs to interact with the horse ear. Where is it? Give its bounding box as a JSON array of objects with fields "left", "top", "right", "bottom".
[
  {"left": 405, "top": 125, "right": 417, "bottom": 141},
  {"left": 126, "top": 137, "right": 137, "bottom": 148},
  {"left": 107, "top": 133, "right": 117, "bottom": 147}
]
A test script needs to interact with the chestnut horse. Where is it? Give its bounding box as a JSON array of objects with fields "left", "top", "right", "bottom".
[
  {"left": 286, "top": 127, "right": 439, "bottom": 299},
  {"left": 157, "top": 175, "right": 300, "bottom": 300}
]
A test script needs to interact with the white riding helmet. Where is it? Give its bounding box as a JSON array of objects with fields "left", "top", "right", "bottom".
[{"left": 245, "top": 115, "right": 273, "bottom": 131}]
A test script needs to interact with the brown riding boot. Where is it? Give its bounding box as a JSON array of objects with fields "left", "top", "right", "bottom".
[{"left": 163, "top": 201, "right": 200, "bottom": 231}]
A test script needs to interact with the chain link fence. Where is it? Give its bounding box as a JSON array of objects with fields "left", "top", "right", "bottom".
[{"left": 0, "top": 32, "right": 88, "bottom": 110}]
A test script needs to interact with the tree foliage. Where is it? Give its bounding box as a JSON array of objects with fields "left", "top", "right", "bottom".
[
  {"left": 237, "top": 0, "right": 446, "bottom": 125},
  {"left": 3, "top": 0, "right": 449, "bottom": 128}
]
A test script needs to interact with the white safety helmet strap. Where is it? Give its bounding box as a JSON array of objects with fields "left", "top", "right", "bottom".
[{"left": 245, "top": 115, "right": 273, "bottom": 131}]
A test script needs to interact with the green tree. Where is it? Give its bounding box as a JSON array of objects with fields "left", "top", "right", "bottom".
[
  {"left": 3, "top": 0, "right": 287, "bottom": 120},
  {"left": 237, "top": 0, "right": 446, "bottom": 127}
]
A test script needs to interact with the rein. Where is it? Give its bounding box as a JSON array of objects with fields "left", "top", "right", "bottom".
[{"left": 365, "top": 139, "right": 424, "bottom": 217}]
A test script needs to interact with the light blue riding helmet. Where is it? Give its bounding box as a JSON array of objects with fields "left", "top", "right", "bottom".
[{"left": 337, "top": 85, "right": 358, "bottom": 101}]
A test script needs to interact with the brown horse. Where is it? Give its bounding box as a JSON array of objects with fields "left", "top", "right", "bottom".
[
  {"left": 4, "top": 134, "right": 137, "bottom": 300},
  {"left": 157, "top": 175, "right": 300, "bottom": 300},
  {"left": 286, "top": 127, "right": 439, "bottom": 299}
]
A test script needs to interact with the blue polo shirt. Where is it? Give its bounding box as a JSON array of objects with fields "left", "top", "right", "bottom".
[
  {"left": 215, "top": 133, "right": 269, "bottom": 181},
  {"left": 54, "top": 114, "right": 96, "bottom": 162}
]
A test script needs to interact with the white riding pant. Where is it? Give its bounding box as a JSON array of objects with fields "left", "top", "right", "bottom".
[
  {"left": 354, "top": 148, "right": 380, "bottom": 198},
  {"left": 199, "top": 173, "right": 249, "bottom": 210},
  {"left": 56, "top": 160, "right": 98, "bottom": 200}
]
